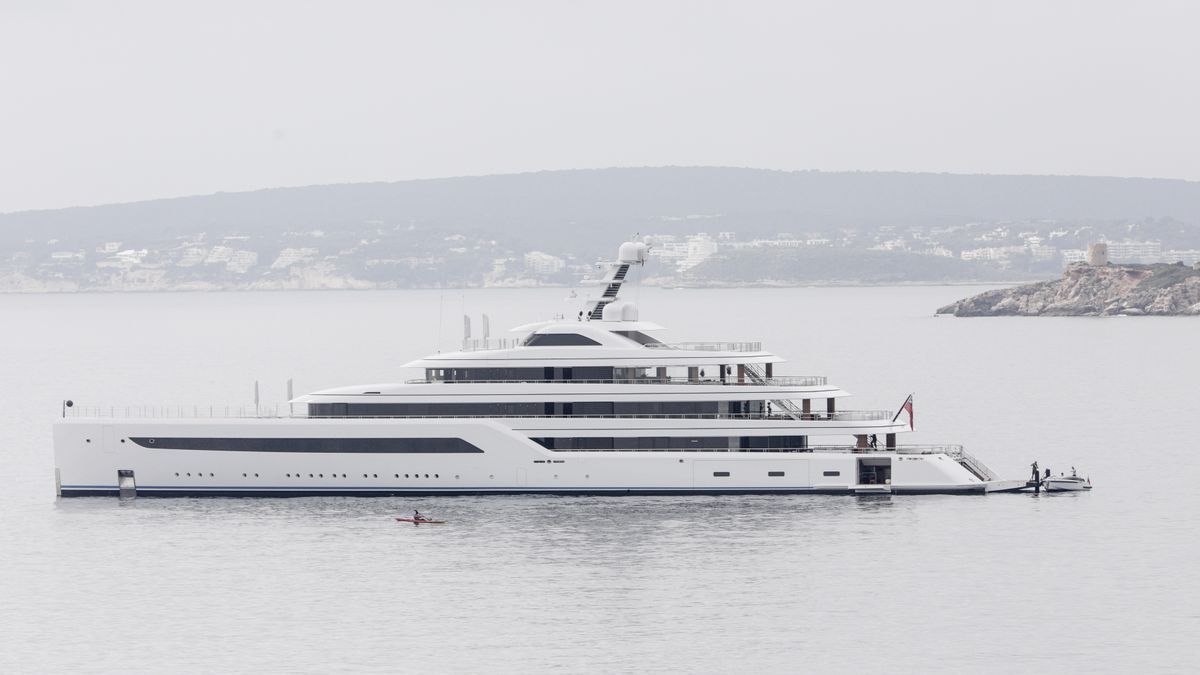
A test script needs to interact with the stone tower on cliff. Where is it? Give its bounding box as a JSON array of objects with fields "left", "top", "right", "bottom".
[{"left": 1087, "top": 242, "right": 1109, "bottom": 266}]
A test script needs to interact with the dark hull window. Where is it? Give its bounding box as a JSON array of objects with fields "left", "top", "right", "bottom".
[
  {"left": 128, "top": 437, "right": 483, "bottom": 453},
  {"left": 523, "top": 333, "right": 601, "bottom": 346},
  {"left": 531, "top": 436, "right": 808, "bottom": 451},
  {"left": 573, "top": 367, "right": 615, "bottom": 380},
  {"left": 310, "top": 401, "right": 764, "bottom": 418},
  {"left": 613, "top": 330, "right": 662, "bottom": 345},
  {"left": 310, "top": 402, "right": 544, "bottom": 417},
  {"left": 739, "top": 435, "right": 808, "bottom": 449},
  {"left": 448, "top": 368, "right": 545, "bottom": 382}
]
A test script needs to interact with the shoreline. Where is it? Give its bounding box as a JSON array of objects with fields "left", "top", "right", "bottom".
[{"left": 0, "top": 280, "right": 1038, "bottom": 296}]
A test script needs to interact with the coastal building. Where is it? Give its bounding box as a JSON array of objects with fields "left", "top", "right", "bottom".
[
  {"left": 176, "top": 247, "right": 207, "bottom": 267},
  {"left": 270, "top": 247, "right": 318, "bottom": 270},
  {"left": 648, "top": 233, "right": 721, "bottom": 272},
  {"left": 1103, "top": 240, "right": 1161, "bottom": 263},
  {"left": 205, "top": 246, "right": 234, "bottom": 265},
  {"left": 1028, "top": 243, "right": 1058, "bottom": 261},
  {"left": 1062, "top": 249, "right": 1087, "bottom": 265},
  {"left": 226, "top": 250, "right": 259, "bottom": 274},
  {"left": 523, "top": 251, "right": 565, "bottom": 275},
  {"left": 681, "top": 233, "right": 719, "bottom": 270},
  {"left": 1164, "top": 249, "right": 1200, "bottom": 266}
]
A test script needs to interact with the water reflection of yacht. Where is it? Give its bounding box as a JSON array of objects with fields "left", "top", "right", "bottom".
[{"left": 55, "top": 240, "right": 1020, "bottom": 498}]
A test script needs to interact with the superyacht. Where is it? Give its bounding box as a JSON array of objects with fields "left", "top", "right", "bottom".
[{"left": 54, "top": 240, "right": 1021, "bottom": 497}]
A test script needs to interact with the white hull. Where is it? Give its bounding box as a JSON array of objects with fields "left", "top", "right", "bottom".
[
  {"left": 1043, "top": 477, "right": 1091, "bottom": 492},
  {"left": 54, "top": 418, "right": 992, "bottom": 497}
]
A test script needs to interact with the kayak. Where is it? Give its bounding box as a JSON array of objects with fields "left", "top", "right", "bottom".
[{"left": 395, "top": 517, "right": 446, "bottom": 524}]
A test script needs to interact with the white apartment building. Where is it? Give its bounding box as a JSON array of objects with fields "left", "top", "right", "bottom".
[
  {"left": 1061, "top": 249, "right": 1087, "bottom": 265},
  {"left": 1164, "top": 249, "right": 1200, "bottom": 266},
  {"left": 523, "top": 251, "right": 566, "bottom": 275},
  {"left": 681, "top": 233, "right": 719, "bottom": 270},
  {"left": 1103, "top": 240, "right": 1162, "bottom": 263}
]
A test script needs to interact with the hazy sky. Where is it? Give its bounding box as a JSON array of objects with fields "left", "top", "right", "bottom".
[{"left": 2, "top": 0, "right": 1198, "bottom": 213}]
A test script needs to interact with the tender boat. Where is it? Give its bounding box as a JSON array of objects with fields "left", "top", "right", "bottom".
[
  {"left": 54, "top": 239, "right": 1024, "bottom": 498},
  {"left": 1043, "top": 469, "right": 1092, "bottom": 492}
]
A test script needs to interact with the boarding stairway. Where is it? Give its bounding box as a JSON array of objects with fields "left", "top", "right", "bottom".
[
  {"left": 746, "top": 363, "right": 803, "bottom": 420},
  {"left": 587, "top": 263, "right": 632, "bottom": 320},
  {"left": 956, "top": 449, "right": 998, "bottom": 481}
]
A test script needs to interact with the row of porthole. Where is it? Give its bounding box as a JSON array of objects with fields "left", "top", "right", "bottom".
[
  {"left": 169, "top": 472, "right": 455, "bottom": 479},
  {"left": 170, "top": 472, "right": 596, "bottom": 480},
  {"left": 282, "top": 473, "right": 448, "bottom": 479},
  {"left": 163, "top": 473, "right": 553, "bottom": 480}
]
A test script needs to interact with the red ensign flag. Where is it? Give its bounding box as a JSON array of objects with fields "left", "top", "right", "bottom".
[{"left": 895, "top": 394, "right": 914, "bottom": 430}]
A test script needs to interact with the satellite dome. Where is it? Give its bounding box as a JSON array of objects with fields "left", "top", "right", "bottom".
[{"left": 617, "top": 241, "right": 647, "bottom": 264}]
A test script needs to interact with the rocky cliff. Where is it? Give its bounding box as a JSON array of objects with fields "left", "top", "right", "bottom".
[{"left": 937, "top": 263, "right": 1200, "bottom": 316}]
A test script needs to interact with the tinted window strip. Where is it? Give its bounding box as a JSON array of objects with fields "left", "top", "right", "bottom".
[
  {"left": 530, "top": 436, "right": 808, "bottom": 451},
  {"left": 524, "top": 333, "right": 601, "bottom": 346},
  {"left": 129, "top": 437, "right": 483, "bottom": 453}
]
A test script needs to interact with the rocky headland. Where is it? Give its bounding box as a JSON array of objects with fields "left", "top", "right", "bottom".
[{"left": 937, "top": 262, "right": 1200, "bottom": 316}]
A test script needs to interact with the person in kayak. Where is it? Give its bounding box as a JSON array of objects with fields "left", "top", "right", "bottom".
[{"left": 413, "top": 509, "right": 425, "bottom": 522}]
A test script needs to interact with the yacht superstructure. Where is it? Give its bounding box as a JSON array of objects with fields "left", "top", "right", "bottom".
[{"left": 54, "top": 241, "right": 1017, "bottom": 497}]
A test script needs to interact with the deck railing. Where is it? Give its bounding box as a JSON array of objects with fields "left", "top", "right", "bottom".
[
  {"left": 62, "top": 406, "right": 893, "bottom": 422},
  {"left": 459, "top": 338, "right": 524, "bottom": 351},
  {"left": 646, "top": 341, "right": 764, "bottom": 352},
  {"left": 457, "top": 339, "right": 766, "bottom": 352},
  {"left": 406, "top": 375, "right": 828, "bottom": 387},
  {"left": 547, "top": 444, "right": 966, "bottom": 455},
  {"left": 63, "top": 404, "right": 292, "bottom": 419}
]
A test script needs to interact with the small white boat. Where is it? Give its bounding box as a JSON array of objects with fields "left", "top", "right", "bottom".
[{"left": 1043, "top": 469, "right": 1092, "bottom": 492}]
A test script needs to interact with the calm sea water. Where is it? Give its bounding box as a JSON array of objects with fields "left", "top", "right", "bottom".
[{"left": 0, "top": 286, "right": 1196, "bottom": 673}]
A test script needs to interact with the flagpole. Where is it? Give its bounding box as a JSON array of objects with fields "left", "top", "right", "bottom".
[{"left": 891, "top": 394, "right": 913, "bottom": 425}]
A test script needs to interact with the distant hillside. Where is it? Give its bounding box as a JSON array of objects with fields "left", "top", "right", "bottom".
[
  {"left": 2, "top": 167, "right": 1199, "bottom": 292},
  {"left": 3, "top": 167, "right": 1200, "bottom": 250}
]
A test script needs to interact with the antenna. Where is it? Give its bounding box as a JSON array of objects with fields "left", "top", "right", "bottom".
[
  {"left": 482, "top": 314, "right": 490, "bottom": 340},
  {"left": 437, "top": 291, "right": 444, "bottom": 353}
]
